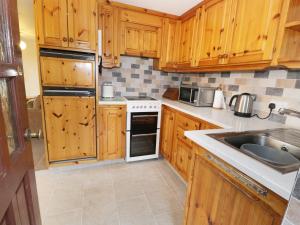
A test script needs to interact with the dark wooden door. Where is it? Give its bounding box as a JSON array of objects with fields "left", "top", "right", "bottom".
[{"left": 0, "top": 0, "right": 42, "bottom": 224}]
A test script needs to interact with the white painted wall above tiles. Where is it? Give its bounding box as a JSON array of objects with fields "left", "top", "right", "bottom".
[{"left": 111, "top": 0, "right": 202, "bottom": 15}]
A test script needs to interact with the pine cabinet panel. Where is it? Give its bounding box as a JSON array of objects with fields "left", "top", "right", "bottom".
[
  {"left": 185, "top": 149, "right": 286, "bottom": 225},
  {"left": 40, "top": 57, "right": 95, "bottom": 88},
  {"left": 174, "top": 139, "right": 193, "bottom": 181},
  {"left": 35, "top": 0, "right": 97, "bottom": 51},
  {"left": 121, "top": 22, "right": 161, "bottom": 58},
  {"left": 98, "top": 106, "right": 126, "bottom": 160},
  {"left": 195, "top": 0, "right": 231, "bottom": 66},
  {"left": 177, "top": 15, "right": 196, "bottom": 67},
  {"left": 35, "top": 0, "right": 68, "bottom": 47},
  {"left": 99, "top": 5, "right": 120, "bottom": 68},
  {"left": 226, "top": 0, "right": 283, "bottom": 64},
  {"left": 160, "top": 106, "right": 175, "bottom": 161},
  {"left": 68, "top": 0, "right": 97, "bottom": 51},
  {"left": 43, "top": 96, "right": 96, "bottom": 162}
]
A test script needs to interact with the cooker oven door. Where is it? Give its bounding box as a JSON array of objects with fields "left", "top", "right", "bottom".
[{"left": 130, "top": 112, "right": 158, "bottom": 157}]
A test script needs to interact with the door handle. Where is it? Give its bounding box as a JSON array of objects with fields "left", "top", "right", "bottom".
[{"left": 24, "top": 129, "right": 42, "bottom": 141}]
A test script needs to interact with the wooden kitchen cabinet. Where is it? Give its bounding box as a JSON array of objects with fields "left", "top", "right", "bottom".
[
  {"left": 225, "top": 0, "right": 283, "bottom": 65},
  {"left": 98, "top": 105, "right": 126, "bottom": 160},
  {"left": 35, "top": 0, "right": 97, "bottom": 51},
  {"left": 120, "top": 22, "right": 162, "bottom": 58},
  {"left": 99, "top": 5, "right": 120, "bottom": 68},
  {"left": 184, "top": 146, "right": 287, "bottom": 225},
  {"left": 160, "top": 105, "right": 220, "bottom": 181},
  {"left": 177, "top": 14, "right": 197, "bottom": 68},
  {"left": 194, "top": 0, "right": 231, "bottom": 67},
  {"left": 160, "top": 106, "right": 175, "bottom": 161},
  {"left": 40, "top": 57, "right": 95, "bottom": 88},
  {"left": 43, "top": 96, "right": 96, "bottom": 162}
]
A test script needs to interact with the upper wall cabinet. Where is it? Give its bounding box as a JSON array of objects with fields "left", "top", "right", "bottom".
[
  {"left": 225, "top": 0, "right": 283, "bottom": 65},
  {"left": 177, "top": 14, "right": 197, "bottom": 68},
  {"left": 35, "top": 0, "right": 97, "bottom": 51},
  {"left": 99, "top": 5, "right": 120, "bottom": 68},
  {"left": 120, "top": 10, "right": 162, "bottom": 58},
  {"left": 193, "top": 0, "right": 231, "bottom": 67}
]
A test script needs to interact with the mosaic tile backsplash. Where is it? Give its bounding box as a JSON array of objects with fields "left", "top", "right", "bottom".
[{"left": 100, "top": 56, "right": 300, "bottom": 123}]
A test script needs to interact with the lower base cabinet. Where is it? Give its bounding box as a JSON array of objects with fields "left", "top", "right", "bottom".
[
  {"left": 184, "top": 146, "right": 288, "bottom": 225},
  {"left": 43, "top": 96, "right": 96, "bottom": 162},
  {"left": 97, "top": 105, "right": 126, "bottom": 160},
  {"left": 160, "top": 105, "right": 219, "bottom": 181}
]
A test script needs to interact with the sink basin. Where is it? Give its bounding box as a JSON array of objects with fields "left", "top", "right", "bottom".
[{"left": 209, "top": 129, "right": 300, "bottom": 173}]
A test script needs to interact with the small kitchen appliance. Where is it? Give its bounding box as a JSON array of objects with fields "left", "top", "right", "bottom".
[
  {"left": 101, "top": 82, "right": 114, "bottom": 98},
  {"left": 229, "top": 93, "right": 256, "bottom": 117},
  {"left": 179, "top": 85, "right": 216, "bottom": 107}
]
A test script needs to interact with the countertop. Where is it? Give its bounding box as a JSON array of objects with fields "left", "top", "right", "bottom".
[
  {"left": 160, "top": 99, "right": 296, "bottom": 200},
  {"left": 98, "top": 97, "right": 127, "bottom": 105},
  {"left": 97, "top": 97, "right": 297, "bottom": 199}
]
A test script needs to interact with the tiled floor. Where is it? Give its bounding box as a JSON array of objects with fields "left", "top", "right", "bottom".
[{"left": 35, "top": 159, "right": 187, "bottom": 225}]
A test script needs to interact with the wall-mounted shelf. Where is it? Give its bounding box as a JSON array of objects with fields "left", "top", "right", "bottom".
[{"left": 285, "top": 21, "right": 300, "bottom": 32}]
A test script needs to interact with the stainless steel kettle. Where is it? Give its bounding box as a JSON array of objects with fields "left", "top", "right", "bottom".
[{"left": 229, "top": 93, "right": 256, "bottom": 117}]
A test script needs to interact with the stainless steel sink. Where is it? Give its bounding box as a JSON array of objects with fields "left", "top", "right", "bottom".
[{"left": 209, "top": 128, "right": 300, "bottom": 173}]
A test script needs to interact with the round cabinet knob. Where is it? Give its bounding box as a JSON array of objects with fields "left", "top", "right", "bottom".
[
  {"left": 132, "top": 106, "right": 135, "bottom": 109},
  {"left": 150, "top": 106, "right": 152, "bottom": 108},
  {"left": 144, "top": 106, "right": 146, "bottom": 108}
]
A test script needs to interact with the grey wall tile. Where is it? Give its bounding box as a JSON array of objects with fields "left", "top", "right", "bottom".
[
  {"left": 287, "top": 71, "right": 300, "bottom": 79},
  {"left": 151, "top": 89, "right": 159, "bottom": 93},
  {"left": 131, "top": 74, "right": 140, "bottom": 79},
  {"left": 172, "top": 76, "right": 179, "bottom": 81},
  {"left": 131, "top": 64, "right": 140, "bottom": 69},
  {"left": 139, "top": 92, "right": 147, "bottom": 97},
  {"left": 112, "top": 72, "right": 121, "bottom": 77},
  {"left": 221, "top": 72, "right": 231, "bottom": 78},
  {"left": 228, "top": 85, "right": 239, "bottom": 92},
  {"left": 144, "top": 70, "right": 152, "bottom": 75},
  {"left": 144, "top": 79, "right": 152, "bottom": 84},
  {"left": 160, "top": 71, "right": 168, "bottom": 76},
  {"left": 295, "top": 80, "right": 300, "bottom": 89},
  {"left": 208, "top": 78, "right": 216, "bottom": 83},
  {"left": 117, "top": 77, "right": 126, "bottom": 83},
  {"left": 266, "top": 87, "right": 283, "bottom": 96},
  {"left": 254, "top": 71, "right": 269, "bottom": 78},
  {"left": 126, "top": 87, "right": 135, "bottom": 92}
]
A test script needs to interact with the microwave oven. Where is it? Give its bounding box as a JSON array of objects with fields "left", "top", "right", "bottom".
[{"left": 179, "top": 85, "right": 216, "bottom": 107}]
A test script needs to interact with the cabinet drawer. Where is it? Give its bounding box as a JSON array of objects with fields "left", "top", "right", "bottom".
[
  {"left": 176, "top": 113, "right": 201, "bottom": 130},
  {"left": 40, "top": 57, "right": 95, "bottom": 88}
]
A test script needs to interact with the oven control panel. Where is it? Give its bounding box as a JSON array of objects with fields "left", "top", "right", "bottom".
[{"left": 127, "top": 102, "right": 161, "bottom": 112}]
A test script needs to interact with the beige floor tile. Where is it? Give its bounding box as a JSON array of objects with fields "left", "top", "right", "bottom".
[
  {"left": 82, "top": 207, "right": 119, "bottom": 225},
  {"left": 42, "top": 209, "right": 82, "bottom": 225},
  {"left": 119, "top": 211, "right": 158, "bottom": 225},
  {"left": 117, "top": 195, "right": 152, "bottom": 218},
  {"left": 114, "top": 179, "right": 145, "bottom": 202},
  {"left": 155, "top": 209, "right": 184, "bottom": 225},
  {"left": 145, "top": 189, "right": 182, "bottom": 215}
]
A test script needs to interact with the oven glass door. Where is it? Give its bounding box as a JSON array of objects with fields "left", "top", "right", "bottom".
[
  {"left": 130, "top": 112, "right": 158, "bottom": 157},
  {"left": 130, "top": 132, "right": 157, "bottom": 157},
  {"left": 179, "top": 87, "right": 191, "bottom": 102}
]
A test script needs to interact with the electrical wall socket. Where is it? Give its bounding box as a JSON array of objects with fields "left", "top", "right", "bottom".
[{"left": 270, "top": 101, "right": 288, "bottom": 111}]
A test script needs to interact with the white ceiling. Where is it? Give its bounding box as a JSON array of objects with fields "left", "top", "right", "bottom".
[{"left": 111, "top": 0, "right": 202, "bottom": 16}]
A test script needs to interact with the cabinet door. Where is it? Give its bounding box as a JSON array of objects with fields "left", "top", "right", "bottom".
[
  {"left": 35, "top": 0, "right": 68, "bottom": 47},
  {"left": 160, "top": 107, "right": 175, "bottom": 161},
  {"left": 43, "top": 96, "right": 96, "bottom": 162},
  {"left": 159, "top": 19, "right": 181, "bottom": 68},
  {"left": 196, "top": 0, "right": 231, "bottom": 66},
  {"left": 142, "top": 26, "right": 161, "bottom": 58},
  {"left": 174, "top": 139, "right": 193, "bottom": 181},
  {"left": 226, "top": 0, "right": 283, "bottom": 64},
  {"left": 40, "top": 57, "right": 95, "bottom": 88},
  {"left": 98, "top": 106, "right": 126, "bottom": 160},
  {"left": 99, "top": 5, "right": 120, "bottom": 68},
  {"left": 185, "top": 153, "right": 282, "bottom": 225},
  {"left": 178, "top": 15, "right": 196, "bottom": 67},
  {"left": 121, "top": 22, "right": 143, "bottom": 56},
  {"left": 67, "top": 0, "right": 97, "bottom": 51}
]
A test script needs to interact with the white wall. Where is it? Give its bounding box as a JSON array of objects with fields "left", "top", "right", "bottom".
[{"left": 20, "top": 36, "right": 40, "bottom": 98}]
